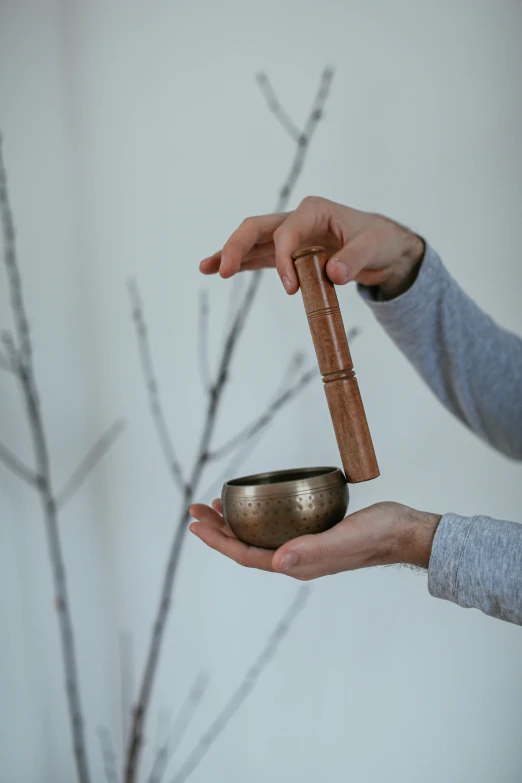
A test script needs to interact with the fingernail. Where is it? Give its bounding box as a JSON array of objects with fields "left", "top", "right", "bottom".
[
  {"left": 281, "top": 552, "right": 298, "bottom": 571},
  {"left": 189, "top": 523, "right": 200, "bottom": 536},
  {"left": 282, "top": 276, "right": 292, "bottom": 292},
  {"left": 331, "top": 258, "right": 349, "bottom": 283}
]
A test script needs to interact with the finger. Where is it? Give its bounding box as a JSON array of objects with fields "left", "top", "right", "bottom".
[
  {"left": 220, "top": 213, "right": 288, "bottom": 279},
  {"left": 200, "top": 251, "right": 222, "bottom": 275},
  {"left": 326, "top": 234, "right": 376, "bottom": 285},
  {"left": 200, "top": 240, "right": 276, "bottom": 276},
  {"left": 211, "top": 497, "right": 223, "bottom": 514},
  {"left": 272, "top": 533, "right": 325, "bottom": 575},
  {"left": 273, "top": 198, "right": 330, "bottom": 294},
  {"left": 190, "top": 502, "right": 238, "bottom": 539},
  {"left": 190, "top": 503, "right": 227, "bottom": 531},
  {"left": 190, "top": 522, "right": 274, "bottom": 571}
]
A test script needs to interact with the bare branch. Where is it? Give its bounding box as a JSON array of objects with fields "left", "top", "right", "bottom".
[
  {"left": 97, "top": 727, "right": 119, "bottom": 783},
  {"left": 124, "top": 68, "right": 335, "bottom": 783},
  {"left": 274, "top": 351, "right": 307, "bottom": 396},
  {"left": 148, "top": 673, "right": 209, "bottom": 783},
  {"left": 199, "top": 354, "right": 312, "bottom": 502},
  {"left": 152, "top": 708, "right": 172, "bottom": 759},
  {"left": 128, "top": 280, "right": 187, "bottom": 494},
  {"left": 120, "top": 631, "right": 134, "bottom": 751},
  {"left": 1, "top": 330, "right": 19, "bottom": 372},
  {"left": 170, "top": 587, "right": 311, "bottom": 783},
  {"left": 256, "top": 73, "right": 301, "bottom": 142},
  {"left": 223, "top": 273, "right": 245, "bottom": 340},
  {"left": 1, "top": 134, "right": 92, "bottom": 782},
  {"left": 208, "top": 330, "right": 358, "bottom": 466},
  {"left": 0, "top": 440, "right": 39, "bottom": 486},
  {"left": 210, "top": 366, "right": 316, "bottom": 460},
  {"left": 198, "top": 291, "right": 212, "bottom": 391},
  {"left": 0, "top": 139, "right": 31, "bottom": 364},
  {"left": 274, "top": 66, "right": 334, "bottom": 213},
  {"left": 55, "top": 419, "right": 126, "bottom": 509},
  {"left": 0, "top": 334, "right": 17, "bottom": 373}
]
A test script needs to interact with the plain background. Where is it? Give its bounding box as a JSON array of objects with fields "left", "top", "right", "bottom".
[{"left": 1, "top": 1, "right": 522, "bottom": 781}]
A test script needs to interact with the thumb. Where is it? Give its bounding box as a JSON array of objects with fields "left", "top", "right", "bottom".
[
  {"left": 272, "top": 532, "right": 331, "bottom": 574},
  {"left": 326, "top": 235, "right": 375, "bottom": 286}
]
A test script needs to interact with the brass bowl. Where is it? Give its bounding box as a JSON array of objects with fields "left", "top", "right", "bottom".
[{"left": 221, "top": 467, "right": 348, "bottom": 549}]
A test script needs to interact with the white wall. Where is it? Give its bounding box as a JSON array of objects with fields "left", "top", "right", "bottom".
[{"left": 1, "top": 1, "right": 522, "bottom": 781}]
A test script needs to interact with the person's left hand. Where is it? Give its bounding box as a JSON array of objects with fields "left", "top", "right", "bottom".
[{"left": 189, "top": 499, "right": 441, "bottom": 579}]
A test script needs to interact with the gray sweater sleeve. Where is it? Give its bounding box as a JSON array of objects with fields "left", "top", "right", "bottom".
[{"left": 358, "top": 244, "right": 522, "bottom": 625}]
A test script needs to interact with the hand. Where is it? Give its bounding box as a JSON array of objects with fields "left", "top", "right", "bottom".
[
  {"left": 200, "top": 196, "right": 425, "bottom": 300},
  {"left": 189, "top": 499, "right": 441, "bottom": 580}
]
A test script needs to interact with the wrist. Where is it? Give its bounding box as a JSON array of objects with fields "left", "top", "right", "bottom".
[
  {"left": 379, "top": 230, "right": 425, "bottom": 301},
  {"left": 400, "top": 508, "right": 441, "bottom": 569}
]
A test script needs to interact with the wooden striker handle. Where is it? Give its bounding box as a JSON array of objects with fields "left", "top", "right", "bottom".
[{"left": 293, "top": 246, "right": 379, "bottom": 483}]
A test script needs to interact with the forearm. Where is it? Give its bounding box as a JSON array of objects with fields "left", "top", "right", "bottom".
[
  {"left": 358, "top": 244, "right": 522, "bottom": 459},
  {"left": 428, "top": 513, "right": 522, "bottom": 625}
]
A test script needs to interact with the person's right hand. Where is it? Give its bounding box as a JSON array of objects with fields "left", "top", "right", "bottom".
[{"left": 200, "top": 196, "right": 425, "bottom": 300}]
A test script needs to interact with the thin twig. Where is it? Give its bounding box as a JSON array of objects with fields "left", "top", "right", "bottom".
[
  {"left": 0, "top": 440, "right": 40, "bottom": 486},
  {"left": 0, "top": 144, "right": 31, "bottom": 366},
  {"left": 124, "top": 68, "right": 334, "bottom": 783},
  {"left": 275, "top": 351, "right": 307, "bottom": 396},
  {"left": 210, "top": 367, "right": 316, "bottom": 460},
  {"left": 119, "top": 631, "right": 134, "bottom": 752},
  {"left": 0, "top": 352, "right": 13, "bottom": 373},
  {"left": 56, "top": 419, "right": 126, "bottom": 509},
  {"left": 274, "top": 66, "right": 334, "bottom": 213},
  {"left": 148, "top": 673, "right": 209, "bottom": 783},
  {"left": 223, "top": 273, "right": 245, "bottom": 341},
  {"left": 256, "top": 73, "right": 301, "bottom": 142},
  {"left": 198, "top": 291, "right": 212, "bottom": 391},
  {"left": 1, "top": 331, "right": 19, "bottom": 373},
  {"left": 97, "top": 727, "right": 119, "bottom": 783},
  {"left": 125, "top": 276, "right": 259, "bottom": 783},
  {"left": 170, "top": 587, "right": 310, "bottom": 783},
  {"left": 128, "top": 280, "right": 187, "bottom": 494},
  {"left": 199, "top": 352, "right": 310, "bottom": 501},
  {"left": 0, "top": 134, "right": 92, "bottom": 783},
  {"left": 152, "top": 708, "right": 172, "bottom": 761}
]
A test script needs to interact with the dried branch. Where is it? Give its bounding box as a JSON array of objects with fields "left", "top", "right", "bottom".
[
  {"left": 119, "top": 631, "right": 134, "bottom": 751},
  {"left": 223, "top": 273, "right": 245, "bottom": 341},
  {"left": 170, "top": 587, "right": 310, "bottom": 783},
  {"left": 125, "top": 278, "right": 258, "bottom": 783},
  {"left": 1, "top": 330, "right": 19, "bottom": 372},
  {"left": 210, "top": 366, "right": 316, "bottom": 460},
  {"left": 128, "top": 280, "right": 187, "bottom": 494},
  {"left": 274, "top": 66, "right": 334, "bottom": 213},
  {"left": 97, "top": 727, "right": 119, "bottom": 783},
  {"left": 0, "top": 134, "right": 92, "bottom": 783},
  {"left": 198, "top": 291, "right": 212, "bottom": 391},
  {"left": 147, "top": 673, "right": 209, "bottom": 783},
  {"left": 256, "top": 73, "right": 301, "bottom": 142},
  {"left": 124, "top": 68, "right": 334, "bottom": 783},
  {"left": 0, "top": 440, "right": 39, "bottom": 486},
  {"left": 0, "top": 336, "right": 17, "bottom": 373},
  {"left": 275, "top": 351, "right": 307, "bottom": 395},
  {"left": 56, "top": 419, "right": 126, "bottom": 509}
]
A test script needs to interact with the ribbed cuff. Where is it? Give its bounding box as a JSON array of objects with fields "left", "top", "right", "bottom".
[{"left": 427, "top": 513, "right": 476, "bottom": 604}]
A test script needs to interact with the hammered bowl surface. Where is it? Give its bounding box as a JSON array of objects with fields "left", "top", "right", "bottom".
[{"left": 221, "top": 466, "right": 348, "bottom": 549}]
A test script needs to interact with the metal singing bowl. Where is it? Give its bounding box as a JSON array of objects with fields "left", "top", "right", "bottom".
[{"left": 221, "top": 467, "right": 348, "bottom": 550}]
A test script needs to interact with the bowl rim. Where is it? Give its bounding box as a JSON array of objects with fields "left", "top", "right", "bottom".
[{"left": 222, "top": 466, "right": 346, "bottom": 498}]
